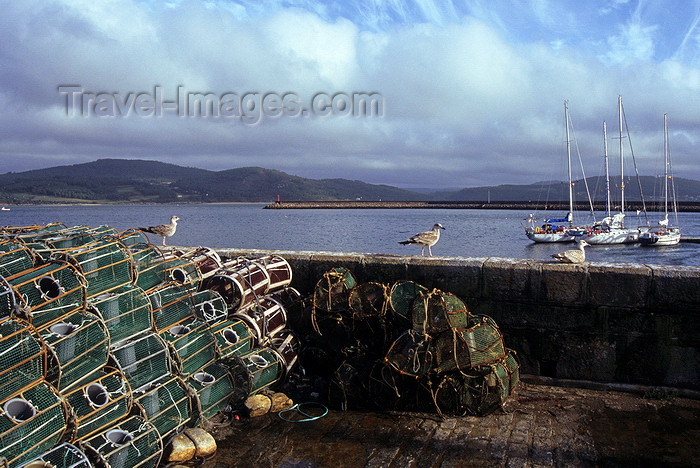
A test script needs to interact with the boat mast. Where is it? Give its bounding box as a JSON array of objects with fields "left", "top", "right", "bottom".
[
  {"left": 603, "top": 121, "right": 611, "bottom": 218},
  {"left": 565, "top": 100, "right": 573, "bottom": 226},
  {"left": 664, "top": 113, "right": 669, "bottom": 223},
  {"left": 618, "top": 95, "right": 625, "bottom": 219}
]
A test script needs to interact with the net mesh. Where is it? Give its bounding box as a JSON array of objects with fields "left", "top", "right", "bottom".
[
  {"left": 313, "top": 267, "right": 356, "bottom": 314},
  {"left": 129, "top": 242, "right": 166, "bottom": 292},
  {"left": 385, "top": 330, "right": 433, "bottom": 377},
  {"left": 205, "top": 260, "right": 271, "bottom": 312},
  {"left": 82, "top": 415, "right": 162, "bottom": 468},
  {"left": 0, "top": 276, "right": 15, "bottom": 320},
  {"left": 190, "top": 289, "right": 228, "bottom": 323},
  {"left": 133, "top": 375, "right": 192, "bottom": 440},
  {"left": 240, "top": 347, "right": 284, "bottom": 394},
  {"left": 88, "top": 285, "right": 152, "bottom": 347},
  {"left": 20, "top": 442, "right": 91, "bottom": 468},
  {"left": 159, "top": 318, "right": 216, "bottom": 377},
  {"left": 254, "top": 255, "right": 292, "bottom": 291},
  {"left": 1, "top": 223, "right": 65, "bottom": 236},
  {"left": 349, "top": 282, "right": 389, "bottom": 320},
  {"left": 388, "top": 280, "right": 427, "bottom": 329},
  {"left": 40, "top": 309, "right": 110, "bottom": 393},
  {"left": 188, "top": 362, "right": 235, "bottom": 421},
  {"left": 0, "top": 317, "right": 46, "bottom": 402},
  {"left": 56, "top": 238, "right": 133, "bottom": 299},
  {"left": 110, "top": 332, "right": 171, "bottom": 392},
  {"left": 147, "top": 282, "right": 196, "bottom": 333},
  {"left": 162, "top": 255, "right": 203, "bottom": 293},
  {"left": 8, "top": 261, "right": 86, "bottom": 328},
  {"left": 0, "top": 380, "right": 67, "bottom": 467},
  {"left": 455, "top": 315, "right": 506, "bottom": 368},
  {"left": 412, "top": 289, "right": 469, "bottom": 333},
  {"left": 0, "top": 239, "right": 35, "bottom": 278},
  {"left": 116, "top": 228, "right": 150, "bottom": 246},
  {"left": 211, "top": 319, "right": 255, "bottom": 360},
  {"left": 63, "top": 367, "right": 133, "bottom": 442}
]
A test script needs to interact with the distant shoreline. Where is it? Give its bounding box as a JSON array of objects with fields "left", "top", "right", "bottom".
[{"left": 264, "top": 200, "right": 700, "bottom": 212}]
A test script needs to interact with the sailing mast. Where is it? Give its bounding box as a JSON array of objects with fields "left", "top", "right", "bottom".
[
  {"left": 565, "top": 100, "right": 573, "bottom": 226},
  {"left": 603, "top": 121, "right": 611, "bottom": 218},
  {"left": 618, "top": 95, "right": 625, "bottom": 222},
  {"left": 663, "top": 113, "right": 669, "bottom": 225}
]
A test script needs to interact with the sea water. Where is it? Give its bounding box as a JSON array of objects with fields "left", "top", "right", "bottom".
[{"left": 2, "top": 204, "right": 699, "bottom": 266}]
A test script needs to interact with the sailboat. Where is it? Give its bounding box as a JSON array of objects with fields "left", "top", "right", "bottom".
[
  {"left": 639, "top": 114, "right": 680, "bottom": 246},
  {"left": 580, "top": 96, "right": 644, "bottom": 245},
  {"left": 524, "top": 101, "right": 592, "bottom": 243}
]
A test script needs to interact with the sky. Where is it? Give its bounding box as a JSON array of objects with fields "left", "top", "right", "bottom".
[{"left": 1, "top": 0, "right": 699, "bottom": 190}]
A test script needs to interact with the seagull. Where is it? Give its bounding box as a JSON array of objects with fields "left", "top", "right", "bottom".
[
  {"left": 551, "top": 240, "right": 589, "bottom": 264},
  {"left": 139, "top": 216, "right": 180, "bottom": 246},
  {"left": 399, "top": 223, "right": 445, "bottom": 256}
]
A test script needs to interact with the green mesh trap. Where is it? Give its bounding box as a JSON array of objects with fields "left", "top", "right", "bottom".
[
  {"left": 0, "top": 380, "right": 68, "bottom": 468},
  {"left": 0, "top": 317, "right": 46, "bottom": 402},
  {"left": 19, "top": 442, "right": 91, "bottom": 468},
  {"left": 63, "top": 367, "right": 132, "bottom": 442},
  {"left": 39, "top": 309, "right": 110, "bottom": 393},
  {"left": 412, "top": 289, "right": 469, "bottom": 333},
  {"left": 385, "top": 330, "right": 433, "bottom": 377},
  {"left": 0, "top": 239, "right": 35, "bottom": 278},
  {"left": 133, "top": 374, "right": 192, "bottom": 440},
  {"left": 0, "top": 276, "right": 16, "bottom": 321},
  {"left": 88, "top": 285, "right": 152, "bottom": 346},
  {"left": 455, "top": 315, "right": 506, "bottom": 368},
  {"left": 190, "top": 289, "right": 228, "bottom": 323},
  {"left": 147, "top": 282, "right": 196, "bottom": 332},
  {"left": 349, "top": 282, "right": 389, "bottom": 320},
  {"left": 179, "top": 247, "right": 222, "bottom": 282},
  {"left": 188, "top": 362, "right": 236, "bottom": 421},
  {"left": 129, "top": 242, "right": 166, "bottom": 292},
  {"left": 159, "top": 318, "right": 216, "bottom": 377},
  {"left": 239, "top": 347, "right": 285, "bottom": 394},
  {"left": 389, "top": 280, "right": 428, "bottom": 329},
  {"left": 162, "top": 254, "right": 203, "bottom": 293},
  {"left": 110, "top": 332, "right": 172, "bottom": 392},
  {"left": 55, "top": 238, "right": 133, "bottom": 299},
  {"left": 116, "top": 228, "right": 150, "bottom": 246},
  {"left": 210, "top": 319, "right": 255, "bottom": 360},
  {"left": 82, "top": 415, "right": 162, "bottom": 468},
  {"left": 205, "top": 259, "right": 272, "bottom": 313},
  {"left": 1, "top": 222, "right": 65, "bottom": 236},
  {"left": 8, "top": 261, "right": 86, "bottom": 328},
  {"left": 313, "top": 267, "right": 356, "bottom": 315}
]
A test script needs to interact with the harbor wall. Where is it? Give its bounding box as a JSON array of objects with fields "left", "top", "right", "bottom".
[{"left": 216, "top": 248, "right": 700, "bottom": 390}]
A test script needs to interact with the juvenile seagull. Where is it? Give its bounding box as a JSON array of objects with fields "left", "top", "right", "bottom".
[
  {"left": 139, "top": 216, "right": 180, "bottom": 246},
  {"left": 399, "top": 223, "right": 445, "bottom": 256},
  {"left": 552, "top": 240, "right": 589, "bottom": 264}
]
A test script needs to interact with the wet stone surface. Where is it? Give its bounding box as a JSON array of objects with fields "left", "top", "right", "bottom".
[{"left": 203, "top": 383, "right": 700, "bottom": 468}]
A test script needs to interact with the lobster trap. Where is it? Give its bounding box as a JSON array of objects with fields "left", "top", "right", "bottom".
[
  {"left": 88, "top": 284, "right": 152, "bottom": 347},
  {"left": 0, "top": 317, "right": 46, "bottom": 402},
  {"left": 39, "top": 309, "right": 110, "bottom": 393},
  {"left": 159, "top": 318, "right": 217, "bottom": 377},
  {"left": 206, "top": 259, "right": 271, "bottom": 313},
  {"left": 0, "top": 276, "right": 15, "bottom": 320},
  {"left": 147, "top": 282, "right": 196, "bottom": 333},
  {"left": 233, "top": 296, "right": 287, "bottom": 346},
  {"left": 0, "top": 239, "right": 36, "bottom": 279},
  {"left": 116, "top": 228, "right": 150, "bottom": 246},
  {"left": 129, "top": 242, "right": 167, "bottom": 292},
  {"left": 188, "top": 362, "right": 236, "bottom": 421},
  {"left": 210, "top": 318, "right": 255, "bottom": 360},
  {"left": 162, "top": 253, "right": 203, "bottom": 293},
  {"left": 54, "top": 238, "right": 133, "bottom": 299},
  {"left": 190, "top": 288, "right": 228, "bottom": 324},
  {"left": 270, "top": 329, "right": 300, "bottom": 378},
  {"left": 254, "top": 255, "right": 293, "bottom": 291},
  {"left": 20, "top": 442, "right": 91, "bottom": 468},
  {"left": 0, "top": 380, "right": 68, "bottom": 468},
  {"left": 313, "top": 267, "right": 356, "bottom": 315},
  {"left": 81, "top": 415, "right": 162, "bottom": 468},
  {"left": 7, "top": 261, "right": 86, "bottom": 328},
  {"left": 110, "top": 332, "right": 172, "bottom": 392},
  {"left": 412, "top": 289, "right": 470, "bottom": 334},
  {"left": 349, "top": 282, "right": 389, "bottom": 320},
  {"left": 236, "top": 347, "right": 285, "bottom": 395},
  {"left": 133, "top": 374, "right": 193, "bottom": 441},
  {"left": 180, "top": 247, "right": 223, "bottom": 282},
  {"left": 385, "top": 330, "right": 433, "bottom": 377},
  {"left": 63, "top": 367, "right": 133, "bottom": 442},
  {"left": 389, "top": 280, "right": 428, "bottom": 329}
]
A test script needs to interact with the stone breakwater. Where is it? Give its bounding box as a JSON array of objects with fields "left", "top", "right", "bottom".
[{"left": 216, "top": 248, "right": 700, "bottom": 391}]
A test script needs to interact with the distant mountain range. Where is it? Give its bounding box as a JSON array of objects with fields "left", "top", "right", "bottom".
[{"left": 0, "top": 158, "right": 698, "bottom": 204}]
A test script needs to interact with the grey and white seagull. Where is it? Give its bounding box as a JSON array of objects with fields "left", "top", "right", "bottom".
[
  {"left": 551, "top": 240, "right": 589, "bottom": 264},
  {"left": 139, "top": 216, "right": 180, "bottom": 246},
  {"left": 399, "top": 223, "right": 445, "bottom": 256}
]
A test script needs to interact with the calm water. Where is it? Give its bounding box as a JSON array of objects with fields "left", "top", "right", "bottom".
[{"left": 2, "top": 204, "right": 699, "bottom": 266}]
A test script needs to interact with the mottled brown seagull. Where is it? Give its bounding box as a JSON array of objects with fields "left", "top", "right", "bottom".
[
  {"left": 140, "top": 216, "right": 180, "bottom": 246},
  {"left": 552, "top": 240, "right": 589, "bottom": 264},
  {"left": 399, "top": 223, "right": 445, "bottom": 256}
]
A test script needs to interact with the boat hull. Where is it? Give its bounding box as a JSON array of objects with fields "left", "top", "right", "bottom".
[
  {"left": 639, "top": 228, "right": 680, "bottom": 246},
  {"left": 579, "top": 228, "right": 640, "bottom": 245},
  {"left": 525, "top": 229, "right": 575, "bottom": 243}
]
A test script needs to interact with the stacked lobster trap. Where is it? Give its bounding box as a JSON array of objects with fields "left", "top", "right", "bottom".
[
  {"left": 299, "top": 267, "right": 521, "bottom": 416},
  {"left": 0, "top": 222, "right": 303, "bottom": 467}
]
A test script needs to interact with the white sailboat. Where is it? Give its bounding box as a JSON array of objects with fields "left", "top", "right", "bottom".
[
  {"left": 524, "top": 101, "right": 592, "bottom": 243},
  {"left": 639, "top": 114, "right": 680, "bottom": 246},
  {"left": 580, "top": 96, "right": 643, "bottom": 245}
]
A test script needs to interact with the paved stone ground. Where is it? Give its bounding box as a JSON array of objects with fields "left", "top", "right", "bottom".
[{"left": 202, "top": 383, "right": 700, "bottom": 468}]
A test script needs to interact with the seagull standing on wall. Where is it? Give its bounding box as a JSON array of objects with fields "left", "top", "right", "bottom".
[
  {"left": 399, "top": 223, "right": 445, "bottom": 256},
  {"left": 139, "top": 216, "right": 180, "bottom": 246},
  {"left": 551, "top": 240, "right": 589, "bottom": 264}
]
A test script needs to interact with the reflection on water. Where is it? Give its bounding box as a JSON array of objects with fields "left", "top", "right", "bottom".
[{"left": 2, "top": 204, "right": 699, "bottom": 266}]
